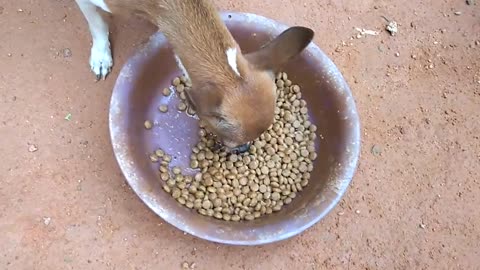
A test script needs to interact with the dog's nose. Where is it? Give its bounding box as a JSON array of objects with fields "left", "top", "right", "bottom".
[{"left": 231, "top": 142, "right": 251, "bottom": 154}]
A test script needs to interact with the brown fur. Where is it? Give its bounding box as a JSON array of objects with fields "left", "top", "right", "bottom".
[{"left": 105, "top": 0, "right": 314, "bottom": 148}]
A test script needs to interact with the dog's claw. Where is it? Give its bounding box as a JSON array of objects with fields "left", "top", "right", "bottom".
[{"left": 89, "top": 41, "right": 113, "bottom": 81}]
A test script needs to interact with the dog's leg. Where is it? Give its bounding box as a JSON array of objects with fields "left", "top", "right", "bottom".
[{"left": 76, "top": 0, "right": 112, "bottom": 80}]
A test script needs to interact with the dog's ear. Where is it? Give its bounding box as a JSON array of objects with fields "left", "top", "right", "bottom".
[
  {"left": 186, "top": 82, "right": 223, "bottom": 114},
  {"left": 245, "top": 26, "right": 314, "bottom": 71}
]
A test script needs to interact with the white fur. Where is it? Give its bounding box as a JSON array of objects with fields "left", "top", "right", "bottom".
[
  {"left": 174, "top": 54, "right": 190, "bottom": 80},
  {"left": 89, "top": 0, "right": 111, "bottom": 12},
  {"left": 226, "top": 47, "right": 240, "bottom": 77},
  {"left": 76, "top": 0, "right": 112, "bottom": 79}
]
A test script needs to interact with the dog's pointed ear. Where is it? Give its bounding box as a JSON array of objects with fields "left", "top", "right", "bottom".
[{"left": 245, "top": 26, "right": 314, "bottom": 71}]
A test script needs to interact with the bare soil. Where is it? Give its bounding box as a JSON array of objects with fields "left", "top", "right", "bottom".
[{"left": 0, "top": 0, "right": 479, "bottom": 269}]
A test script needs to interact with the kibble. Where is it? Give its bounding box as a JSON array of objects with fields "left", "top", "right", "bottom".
[
  {"left": 148, "top": 72, "right": 317, "bottom": 221},
  {"left": 149, "top": 153, "right": 159, "bottom": 163},
  {"left": 172, "top": 166, "right": 182, "bottom": 175},
  {"left": 155, "top": 149, "right": 164, "bottom": 157},
  {"left": 177, "top": 102, "right": 187, "bottom": 111},
  {"left": 158, "top": 104, "right": 168, "bottom": 113},
  {"left": 162, "top": 87, "right": 171, "bottom": 96},
  {"left": 172, "top": 77, "right": 181, "bottom": 86},
  {"left": 144, "top": 120, "right": 153, "bottom": 129}
]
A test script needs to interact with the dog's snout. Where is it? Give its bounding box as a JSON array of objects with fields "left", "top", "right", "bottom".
[{"left": 231, "top": 142, "right": 251, "bottom": 154}]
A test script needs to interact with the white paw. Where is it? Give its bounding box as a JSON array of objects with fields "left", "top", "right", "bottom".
[{"left": 89, "top": 41, "right": 113, "bottom": 80}]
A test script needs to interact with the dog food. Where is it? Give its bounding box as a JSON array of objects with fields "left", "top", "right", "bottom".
[
  {"left": 158, "top": 104, "right": 168, "bottom": 113},
  {"left": 144, "top": 120, "right": 153, "bottom": 130},
  {"left": 149, "top": 72, "right": 317, "bottom": 221},
  {"left": 162, "top": 87, "right": 171, "bottom": 96}
]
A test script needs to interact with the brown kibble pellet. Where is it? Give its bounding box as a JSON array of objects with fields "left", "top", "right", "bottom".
[
  {"left": 229, "top": 154, "right": 239, "bottom": 162},
  {"left": 202, "top": 200, "right": 212, "bottom": 209},
  {"left": 162, "top": 87, "right": 171, "bottom": 96},
  {"left": 249, "top": 160, "right": 259, "bottom": 170},
  {"left": 149, "top": 153, "right": 159, "bottom": 162},
  {"left": 158, "top": 104, "right": 168, "bottom": 113},
  {"left": 273, "top": 204, "right": 282, "bottom": 212},
  {"left": 301, "top": 179, "right": 309, "bottom": 187},
  {"left": 155, "top": 149, "right": 164, "bottom": 157},
  {"left": 144, "top": 120, "right": 153, "bottom": 129},
  {"left": 172, "top": 77, "right": 181, "bottom": 86},
  {"left": 213, "top": 198, "right": 222, "bottom": 207},
  {"left": 203, "top": 176, "right": 214, "bottom": 186},
  {"left": 250, "top": 183, "right": 260, "bottom": 192},
  {"left": 239, "top": 177, "right": 248, "bottom": 186},
  {"left": 172, "top": 188, "right": 181, "bottom": 198},
  {"left": 299, "top": 163, "right": 308, "bottom": 173},
  {"left": 276, "top": 80, "right": 284, "bottom": 88},
  {"left": 245, "top": 214, "right": 254, "bottom": 221},
  {"left": 177, "top": 84, "right": 185, "bottom": 93},
  {"left": 160, "top": 172, "right": 169, "bottom": 181},
  {"left": 190, "top": 159, "right": 199, "bottom": 168},
  {"left": 195, "top": 191, "right": 205, "bottom": 199},
  {"left": 172, "top": 166, "right": 181, "bottom": 175},
  {"left": 285, "top": 137, "right": 294, "bottom": 145},
  {"left": 177, "top": 102, "right": 187, "bottom": 111}
]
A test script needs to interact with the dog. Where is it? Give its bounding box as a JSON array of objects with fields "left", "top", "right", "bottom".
[{"left": 75, "top": 0, "right": 314, "bottom": 152}]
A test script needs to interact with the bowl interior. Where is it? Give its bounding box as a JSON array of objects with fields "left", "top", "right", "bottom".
[{"left": 109, "top": 12, "right": 360, "bottom": 245}]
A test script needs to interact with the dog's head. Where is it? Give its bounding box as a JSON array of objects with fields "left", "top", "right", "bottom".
[{"left": 187, "top": 27, "right": 314, "bottom": 151}]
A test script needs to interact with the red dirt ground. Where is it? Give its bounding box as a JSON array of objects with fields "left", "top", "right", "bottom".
[{"left": 1, "top": 0, "right": 479, "bottom": 269}]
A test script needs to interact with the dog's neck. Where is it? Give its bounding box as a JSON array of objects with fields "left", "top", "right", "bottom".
[
  {"left": 106, "top": 0, "right": 243, "bottom": 84},
  {"left": 156, "top": 1, "right": 242, "bottom": 84}
]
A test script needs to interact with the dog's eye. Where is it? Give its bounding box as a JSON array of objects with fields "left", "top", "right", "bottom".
[
  {"left": 213, "top": 115, "right": 233, "bottom": 130},
  {"left": 215, "top": 116, "right": 226, "bottom": 124}
]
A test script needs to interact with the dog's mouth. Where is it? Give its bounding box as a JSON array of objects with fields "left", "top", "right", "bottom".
[
  {"left": 230, "top": 142, "right": 251, "bottom": 154},
  {"left": 200, "top": 129, "right": 251, "bottom": 154}
]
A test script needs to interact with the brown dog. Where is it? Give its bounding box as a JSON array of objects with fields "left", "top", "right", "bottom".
[{"left": 76, "top": 0, "right": 313, "bottom": 152}]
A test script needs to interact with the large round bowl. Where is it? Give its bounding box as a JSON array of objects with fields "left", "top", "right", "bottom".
[{"left": 109, "top": 12, "right": 360, "bottom": 245}]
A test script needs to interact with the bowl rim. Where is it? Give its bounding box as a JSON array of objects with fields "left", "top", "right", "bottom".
[{"left": 109, "top": 11, "right": 361, "bottom": 246}]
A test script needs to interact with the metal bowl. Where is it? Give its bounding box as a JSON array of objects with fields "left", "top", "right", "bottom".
[{"left": 109, "top": 12, "right": 360, "bottom": 245}]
